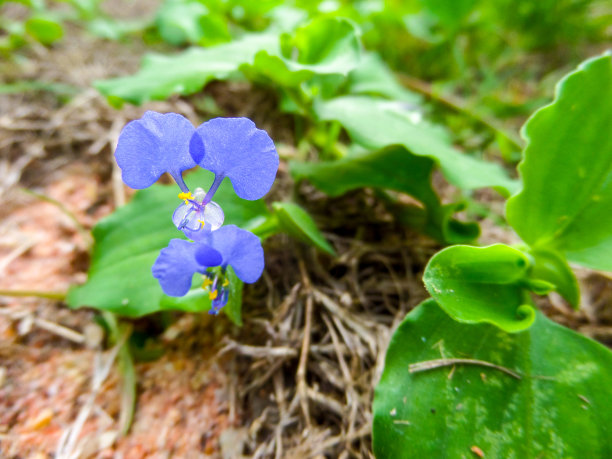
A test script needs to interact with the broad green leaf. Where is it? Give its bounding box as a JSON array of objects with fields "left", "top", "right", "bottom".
[
  {"left": 94, "top": 33, "right": 279, "bottom": 105},
  {"left": 347, "top": 53, "right": 422, "bottom": 104},
  {"left": 250, "top": 17, "right": 361, "bottom": 87},
  {"left": 423, "top": 244, "right": 536, "bottom": 332},
  {"left": 373, "top": 299, "right": 612, "bottom": 458},
  {"left": 291, "top": 146, "right": 479, "bottom": 244},
  {"left": 156, "top": 0, "right": 209, "bottom": 45},
  {"left": 155, "top": 0, "right": 230, "bottom": 46},
  {"left": 272, "top": 202, "right": 336, "bottom": 255},
  {"left": 67, "top": 169, "right": 268, "bottom": 321},
  {"left": 25, "top": 15, "right": 63, "bottom": 45},
  {"left": 314, "top": 95, "right": 518, "bottom": 195},
  {"left": 506, "top": 54, "right": 612, "bottom": 271},
  {"left": 285, "top": 17, "right": 360, "bottom": 74}
]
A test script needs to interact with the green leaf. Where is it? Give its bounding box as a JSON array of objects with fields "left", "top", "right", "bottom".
[
  {"left": 94, "top": 33, "right": 279, "bottom": 105},
  {"left": 67, "top": 169, "right": 268, "bottom": 320},
  {"left": 373, "top": 299, "right": 612, "bottom": 458},
  {"left": 423, "top": 244, "right": 536, "bottom": 332},
  {"left": 506, "top": 54, "right": 612, "bottom": 271},
  {"left": 347, "top": 53, "right": 422, "bottom": 104},
  {"left": 156, "top": 0, "right": 209, "bottom": 45},
  {"left": 24, "top": 15, "right": 63, "bottom": 45},
  {"left": 250, "top": 17, "right": 361, "bottom": 87},
  {"left": 155, "top": 0, "right": 230, "bottom": 46},
  {"left": 314, "top": 95, "right": 519, "bottom": 195},
  {"left": 528, "top": 248, "right": 579, "bottom": 308},
  {"left": 291, "top": 145, "right": 479, "bottom": 244},
  {"left": 419, "top": 0, "right": 477, "bottom": 27},
  {"left": 272, "top": 202, "right": 336, "bottom": 256}
]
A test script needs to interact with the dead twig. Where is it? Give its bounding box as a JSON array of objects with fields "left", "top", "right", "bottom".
[
  {"left": 295, "top": 294, "right": 314, "bottom": 428},
  {"left": 219, "top": 339, "right": 298, "bottom": 359},
  {"left": 0, "top": 307, "right": 84, "bottom": 343},
  {"left": 409, "top": 358, "right": 522, "bottom": 380}
]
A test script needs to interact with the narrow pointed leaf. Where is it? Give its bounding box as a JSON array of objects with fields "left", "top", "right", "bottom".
[{"left": 272, "top": 202, "right": 336, "bottom": 256}]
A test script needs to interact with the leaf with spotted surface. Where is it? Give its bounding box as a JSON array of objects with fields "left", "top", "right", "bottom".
[{"left": 373, "top": 299, "right": 612, "bottom": 458}]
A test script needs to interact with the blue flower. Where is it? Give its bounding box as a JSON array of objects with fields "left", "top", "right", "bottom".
[
  {"left": 115, "top": 113, "right": 278, "bottom": 237},
  {"left": 151, "top": 225, "right": 264, "bottom": 314}
]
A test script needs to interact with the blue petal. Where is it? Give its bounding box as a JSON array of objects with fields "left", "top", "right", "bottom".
[
  {"left": 190, "top": 118, "right": 279, "bottom": 200},
  {"left": 197, "top": 245, "right": 223, "bottom": 267},
  {"left": 195, "top": 225, "right": 264, "bottom": 283},
  {"left": 115, "top": 111, "right": 197, "bottom": 190},
  {"left": 152, "top": 239, "right": 212, "bottom": 297}
]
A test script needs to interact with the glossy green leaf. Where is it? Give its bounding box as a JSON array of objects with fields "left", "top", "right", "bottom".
[
  {"left": 506, "top": 54, "right": 612, "bottom": 271},
  {"left": 291, "top": 146, "right": 479, "bottom": 244},
  {"left": 314, "top": 95, "right": 519, "bottom": 195},
  {"left": 250, "top": 17, "right": 361, "bottom": 87},
  {"left": 94, "top": 33, "right": 279, "bottom": 105},
  {"left": 67, "top": 169, "right": 268, "bottom": 321},
  {"left": 272, "top": 202, "right": 336, "bottom": 256},
  {"left": 373, "top": 299, "right": 612, "bottom": 458},
  {"left": 423, "top": 244, "right": 536, "bottom": 332},
  {"left": 528, "top": 248, "right": 579, "bottom": 308}
]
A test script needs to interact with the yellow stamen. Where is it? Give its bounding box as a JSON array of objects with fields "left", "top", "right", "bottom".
[
  {"left": 178, "top": 192, "right": 193, "bottom": 204},
  {"left": 222, "top": 278, "right": 229, "bottom": 287},
  {"left": 201, "top": 277, "right": 213, "bottom": 289},
  {"left": 209, "top": 289, "right": 218, "bottom": 300},
  {"left": 198, "top": 219, "right": 206, "bottom": 228}
]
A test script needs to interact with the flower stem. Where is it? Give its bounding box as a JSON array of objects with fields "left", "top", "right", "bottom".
[
  {"left": 172, "top": 172, "right": 190, "bottom": 193},
  {"left": 203, "top": 174, "right": 224, "bottom": 205}
]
